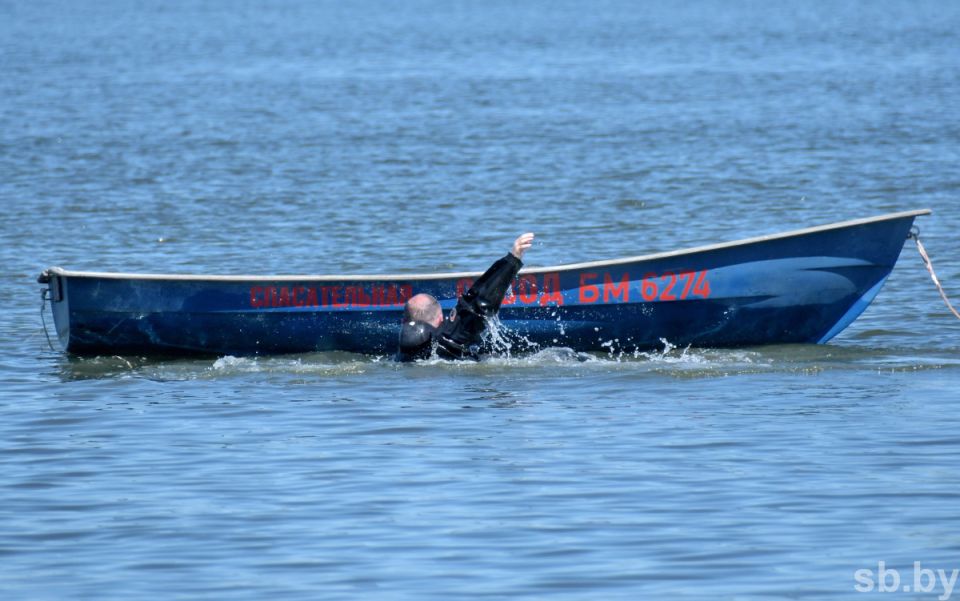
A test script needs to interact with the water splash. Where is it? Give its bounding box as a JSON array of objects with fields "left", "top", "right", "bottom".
[
  {"left": 212, "top": 355, "right": 260, "bottom": 372},
  {"left": 479, "top": 315, "right": 542, "bottom": 358},
  {"left": 208, "top": 354, "right": 371, "bottom": 377},
  {"left": 56, "top": 341, "right": 955, "bottom": 381}
]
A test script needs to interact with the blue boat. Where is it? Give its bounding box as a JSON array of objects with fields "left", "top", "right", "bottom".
[{"left": 39, "top": 209, "right": 929, "bottom": 357}]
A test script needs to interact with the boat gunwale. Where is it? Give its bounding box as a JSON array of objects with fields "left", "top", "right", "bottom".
[{"left": 43, "top": 209, "right": 931, "bottom": 283}]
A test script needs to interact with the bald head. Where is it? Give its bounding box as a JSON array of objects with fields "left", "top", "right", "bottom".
[{"left": 403, "top": 293, "right": 443, "bottom": 328}]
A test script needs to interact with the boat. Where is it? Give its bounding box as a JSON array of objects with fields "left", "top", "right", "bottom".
[{"left": 38, "top": 209, "right": 930, "bottom": 357}]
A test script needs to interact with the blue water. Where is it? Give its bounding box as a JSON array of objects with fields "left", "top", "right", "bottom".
[{"left": 2, "top": 1, "right": 960, "bottom": 598}]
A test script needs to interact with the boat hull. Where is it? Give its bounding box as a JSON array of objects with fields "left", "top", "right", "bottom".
[{"left": 40, "top": 210, "right": 928, "bottom": 357}]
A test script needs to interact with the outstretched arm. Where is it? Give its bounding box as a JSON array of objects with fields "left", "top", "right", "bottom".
[
  {"left": 460, "top": 233, "right": 535, "bottom": 317},
  {"left": 436, "top": 233, "right": 535, "bottom": 358}
]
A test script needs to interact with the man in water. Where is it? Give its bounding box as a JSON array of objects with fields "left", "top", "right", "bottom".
[{"left": 397, "top": 233, "right": 535, "bottom": 361}]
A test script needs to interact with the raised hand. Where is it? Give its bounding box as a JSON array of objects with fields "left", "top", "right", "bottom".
[{"left": 510, "top": 232, "right": 535, "bottom": 260}]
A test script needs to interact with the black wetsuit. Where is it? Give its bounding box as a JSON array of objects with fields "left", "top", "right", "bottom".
[
  {"left": 396, "top": 253, "right": 522, "bottom": 361},
  {"left": 434, "top": 253, "right": 522, "bottom": 360}
]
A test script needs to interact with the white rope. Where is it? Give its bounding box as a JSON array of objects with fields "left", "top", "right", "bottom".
[
  {"left": 40, "top": 288, "right": 57, "bottom": 351},
  {"left": 912, "top": 232, "right": 960, "bottom": 321}
]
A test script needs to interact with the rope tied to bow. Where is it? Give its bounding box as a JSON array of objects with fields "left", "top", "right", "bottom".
[{"left": 909, "top": 226, "right": 960, "bottom": 321}]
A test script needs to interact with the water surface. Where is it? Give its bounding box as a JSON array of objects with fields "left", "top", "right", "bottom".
[{"left": 2, "top": 1, "right": 960, "bottom": 598}]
